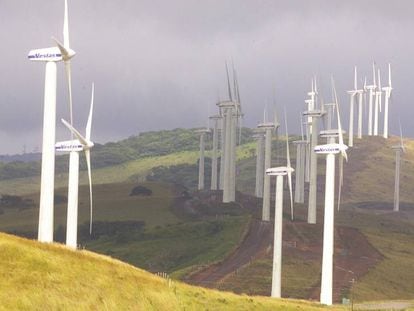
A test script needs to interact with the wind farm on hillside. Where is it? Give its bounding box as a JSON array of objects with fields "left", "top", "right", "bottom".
[{"left": 1, "top": 0, "right": 414, "bottom": 310}]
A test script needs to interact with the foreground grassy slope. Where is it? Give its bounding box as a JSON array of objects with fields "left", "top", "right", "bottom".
[{"left": 0, "top": 233, "right": 339, "bottom": 310}]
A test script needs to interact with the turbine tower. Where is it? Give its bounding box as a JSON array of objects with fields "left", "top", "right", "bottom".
[
  {"left": 55, "top": 84, "right": 95, "bottom": 249},
  {"left": 373, "top": 68, "right": 382, "bottom": 136},
  {"left": 258, "top": 112, "right": 278, "bottom": 221},
  {"left": 266, "top": 112, "right": 294, "bottom": 298},
  {"left": 253, "top": 130, "right": 265, "bottom": 198},
  {"left": 293, "top": 114, "right": 306, "bottom": 204},
  {"left": 382, "top": 64, "right": 393, "bottom": 139},
  {"left": 315, "top": 81, "right": 348, "bottom": 306},
  {"left": 365, "top": 63, "right": 377, "bottom": 136},
  {"left": 196, "top": 128, "right": 211, "bottom": 191},
  {"left": 209, "top": 115, "right": 221, "bottom": 190},
  {"left": 392, "top": 125, "right": 405, "bottom": 212},
  {"left": 28, "top": 0, "right": 76, "bottom": 243}
]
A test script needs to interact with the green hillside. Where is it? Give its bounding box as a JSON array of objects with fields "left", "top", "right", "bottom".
[
  {"left": 0, "top": 232, "right": 340, "bottom": 310},
  {"left": 1, "top": 129, "right": 414, "bottom": 305}
]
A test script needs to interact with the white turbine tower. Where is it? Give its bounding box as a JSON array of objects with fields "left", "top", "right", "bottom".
[
  {"left": 209, "top": 115, "right": 221, "bottom": 190},
  {"left": 315, "top": 80, "right": 348, "bottom": 306},
  {"left": 347, "top": 67, "right": 358, "bottom": 147},
  {"left": 373, "top": 68, "right": 382, "bottom": 136},
  {"left": 293, "top": 116, "right": 306, "bottom": 204},
  {"left": 266, "top": 111, "right": 294, "bottom": 298},
  {"left": 196, "top": 127, "right": 211, "bottom": 191},
  {"left": 258, "top": 110, "right": 278, "bottom": 221},
  {"left": 55, "top": 84, "right": 95, "bottom": 249},
  {"left": 365, "top": 63, "right": 377, "bottom": 136},
  {"left": 253, "top": 130, "right": 265, "bottom": 198},
  {"left": 28, "top": 0, "right": 76, "bottom": 243},
  {"left": 392, "top": 124, "right": 405, "bottom": 212},
  {"left": 383, "top": 64, "right": 393, "bottom": 139}
]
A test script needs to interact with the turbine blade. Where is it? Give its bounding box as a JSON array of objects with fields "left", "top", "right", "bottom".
[
  {"left": 225, "top": 62, "right": 233, "bottom": 101},
  {"left": 64, "top": 60, "right": 73, "bottom": 128},
  {"left": 378, "top": 68, "right": 381, "bottom": 89},
  {"left": 288, "top": 170, "right": 294, "bottom": 220},
  {"left": 284, "top": 108, "right": 294, "bottom": 220},
  {"left": 61, "top": 118, "right": 88, "bottom": 146},
  {"left": 399, "top": 119, "right": 404, "bottom": 151},
  {"left": 238, "top": 113, "right": 242, "bottom": 145},
  {"left": 300, "top": 113, "right": 304, "bottom": 140},
  {"left": 338, "top": 155, "right": 344, "bottom": 210},
  {"left": 354, "top": 66, "right": 357, "bottom": 90},
  {"left": 389, "top": 63, "right": 392, "bottom": 88},
  {"left": 332, "top": 77, "right": 348, "bottom": 161},
  {"left": 86, "top": 83, "right": 94, "bottom": 141},
  {"left": 52, "top": 37, "right": 69, "bottom": 58},
  {"left": 85, "top": 149, "right": 93, "bottom": 234},
  {"left": 63, "top": 0, "right": 70, "bottom": 48},
  {"left": 372, "top": 62, "right": 376, "bottom": 86}
]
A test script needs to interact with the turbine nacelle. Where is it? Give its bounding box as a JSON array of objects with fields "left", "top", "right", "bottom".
[
  {"left": 266, "top": 166, "right": 294, "bottom": 176},
  {"left": 55, "top": 137, "right": 94, "bottom": 153},
  {"left": 314, "top": 143, "right": 348, "bottom": 155},
  {"left": 28, "top": 47, "right": 62, "bottom": 62}
]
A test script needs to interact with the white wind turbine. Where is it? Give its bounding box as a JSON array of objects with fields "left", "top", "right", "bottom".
[
  {"left": 314, "top": 80, "right": 348, "bottom": 306},
  {"left": 374, "top": 68, "right": 382, "bottom": 136},
  {"left": 365, "top": 63, "right": 377, "bottom": 136},
  {"left": 347, "top": 67, "right": 358, "bottom": 147},
  {"left": 266, "top": 110, "right": 294, "bottom": 298},
  {"left": 383, "top": 64, "right": 393, "bottom": 139},
  {"left": 392, "top": 123, "right": 405, "bottom": 212},
  {"left": 304, "top": 78, "right": 325, "bottom": 224},
  {"left": 55, "top": 84, "right": 95, "bottom": 249},
  {"left": 28, "top": 0, "right": 76, "bottom": 243}
]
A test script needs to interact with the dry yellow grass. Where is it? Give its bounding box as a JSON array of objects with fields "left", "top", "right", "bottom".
[{"left": 0, "top": 232, "right": 343, "bottom": 310}]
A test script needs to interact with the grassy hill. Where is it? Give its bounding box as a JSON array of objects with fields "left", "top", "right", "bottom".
[
  {"left": 1, "top": 129, "right": 414, "bottom": 305},
  {"left": 0, "top": 232, "right": 341, "bottom": 310}
]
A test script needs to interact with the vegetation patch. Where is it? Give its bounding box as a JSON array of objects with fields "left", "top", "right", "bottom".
[{"left": 129, "top": 185, "right": 153, "bottom": 196}]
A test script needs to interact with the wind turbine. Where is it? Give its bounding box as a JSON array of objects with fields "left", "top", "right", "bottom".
[
  {"left": 373, "top": 68, "right": 382, "bottom": 136},
  {"left": 293, "top": 114, "right": 307, "bottom": 204},
  {"left": 217, "top": 63, "right": 240, "bottom": 202},
  {"left": 392, "top": 123, "right": 405, "bottom": 212},
  {"left": 347, "top": 67, "right": 358, "bottom": 147},
  {"left": 266, "top": 110, "right": 294, "bottom": 298},
  {"left": 315, "top": 80, "right": 348, "bottom": 306},
  {"left": 28, "top": 0, "right": 76, "bottom": 243},
  {"left": 55, "top": 84, "right": 95, "bottom": 249},
  {"left": 365, "top": 63, "right": 377, "bottom": 136},
  {"left": 303, "top": 78, "right": 325, "bottom": 224},
  {"left": 383, "top": 64, "right": 393, "bottom": 139}
]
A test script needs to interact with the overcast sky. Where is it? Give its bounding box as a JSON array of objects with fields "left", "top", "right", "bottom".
[{"left": 0, "top": 0, "right": 413, "bottom": 154}]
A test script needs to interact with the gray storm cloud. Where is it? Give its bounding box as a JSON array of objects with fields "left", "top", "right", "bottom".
[{"left": 0, "top": 0, "right": 413, "bottom": 153}]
